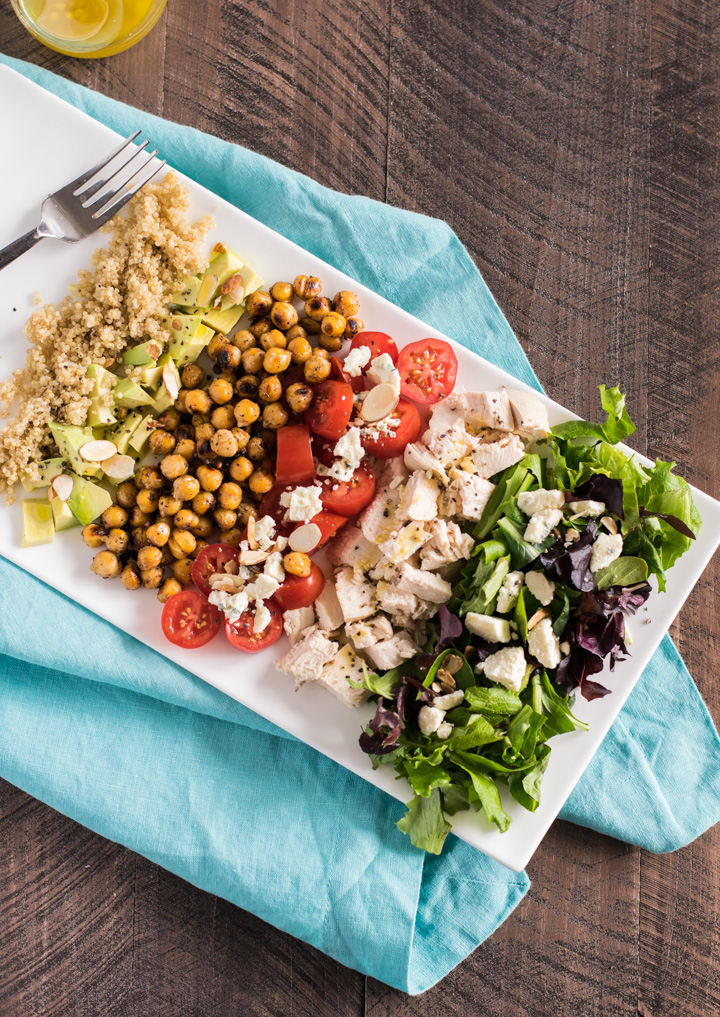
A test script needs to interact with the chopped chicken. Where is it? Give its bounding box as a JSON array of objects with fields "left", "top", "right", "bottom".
[
  {"left": 440, "top": 470, "right": 495, "bottom": 520},
  {"left": 316, "top": 643, "right": 370, "bottom": 708},
  {"left": 524, "top": 508, "right": 563, "bottom": 543},
  {"left": 358, "top": 462, "right": 407, "bottom": 543},
  {"left": 468, "top": 390, "right": 515, "bottom": 430},
  {"left": 315, "top": 580, "right": 344, "bottom": 631},
  {"left": 345, "top": 614, "right": 394, "bottom": 649},
  {"left": 275, "top": 628, "right": 338, "bottom": 688},
  {"left": 377, "top": 521, "right": 429, "bottom": 564},
  {"left": 327, "top": 525, "right": 381, "bottom": 571},
  {"left": 403, "top": 442, "right": 449, "bottom": 484},
  {"left": 472, "top": 433, "right": 526, "bottom": 479},
  {"left": 505, "top": 388, "right": 550, "bottom": 439},
  {"left": 397, "top": 470, "right": 440, "bottom": 522},
  {"left": 395, "top": 562, "right": 452, "bottom": 603},
  {"left": 420, "top": 519, "right": 474, "bottom": 570},
  {"left": 375, "top": 582, "right": 435, "bottom": 622},
  {"left": 362, "top": 631, "right": 419, "bottom": 671},
  {"left": 335, "top": 567, "right": 377, "bottom": 622},
  {"left": 283, "top": 605, "right": 315, "bottom": 645},
  {"left": 426, "top": 418, "right": 477, "bottom": 465}
]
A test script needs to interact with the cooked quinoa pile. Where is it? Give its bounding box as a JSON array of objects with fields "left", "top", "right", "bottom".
[{"left": 0, "top": 172, "right": 212, "bottom": 499}]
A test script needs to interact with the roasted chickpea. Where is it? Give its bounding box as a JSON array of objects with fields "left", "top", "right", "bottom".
[
  {"left": 173, "top": 475, "right": 201, "bottom": 502},
  {"left": 263, "top": 348, "right": 292, "bottom": 374},
  {"left": 160, "top": 454, "right": 189, "bottom": 481},
  {"left": 285, "top": 382, "right": 314, "bottom": 414},
  {"left": 121, "top": 562, "right": 142, "bottom": 591},
  {"left": 208, "top": 377, "right": 234, "bottom": 405},
  {"left": 191, "top": 538, "right": 209, "bottom": 559},
  {"left": 194, "top": 421, "right": 216, "bottom": 443},
  {"left": 247, "top": 435, "right": 269, "bottom": 461},
  {"left": 156, "top": 407, "right": 181, "bottom": 431},
  {"left": 262, "top": 403, "right": 289, "bottom": 430},
  {"left": 304, "top": 296, "right": 331, "bottom": 321},
  {"left": 284, "top": 323, "right": 306, "bottom": 341},
  {"left": 288, "top": 336, "right": 313, "bottom": 364},
  {"left": 270, "top": 301, "right": 298, "bottom": 330},
  {"left": 101, "top": 504, "right": 127, "bottom": 530},
  {"left": 168, "top": 529, "right": 197, "bottom": 559},
  {"left": 228, "top": 456, "right": 254, "bottom": 483},
  {"left": 174, "top": 423, "right": 194, "bottom": 442},
  {"left": 196, "top": 465, "right": 224, "bottom": 492},
  {"left": 136, "top": 488, "right": 160, "bottom": 514},
  {"left": 231, "top": 427, "right": 251, "bottom": 452},
  {"left": 344, "top": 316, "right": 365, "bottom": 339},
  {"left": 258, "top": 375, "right": 282, "bottom": 403},
  {"left": 158, "top": 494, "right": 182, "bottom": 517},
  {"left": 293, "top": 274, "right": 322, "bottom": 300},
  {"left": 304, "top": 355, "right": 332, "bottom": 383},
  {"left": 213, "top": 507, "right": 237, "bottom": 530},
  {"left": 241, "top": 348, "right": 265, "bottom": 374},
  {"left": 245, "top": 290, "right": 273, "bottom": 319},
  {"left": 91, "top": 550, "right": 121, "bottom": 579},
  {"left": 191, "top": 515, "right": 214, "bottom": 539},
  {"left": 141, "top": 566, "right": 164, "bottom": 590},
  {"left": 248, "top": 468, "right": 274, "bottom": 495},
  {"left": 174, "top": 508, "right": 200, "bottom": 530},
  {"left": 321, "top": 311, "right": 346, "bottom": 338},
  {"left": 149, "top": 429, "right": 176, "bottom": 456},
  {"left": 210, "top": 429, "right": 239, "bottom": 458},
  {"left": 192, "top": 490, "right": 217, "bottom": 516},
  {"left": 236, "top": 374, "right": 260, "bottom": 398},
  {"left": 249, "top": 316, "right": 273, "bottom": 340},
  {"left": 146, "top": 520, "right": 171, "bottom": 547},
  {"left": 218, "top": 526, "right": 245, "bottom": 547},
  {"left": 315, "top": 348, "right": 331, "bottom": 360},
  {"left": 331, "top": 290, "right": 358, "bottom": 317},
  {"left": 299, "top": 315, "right": 321, "bottom": 335},
  {"left": 236, "top": 502, "right": 259, "bottom": 527},
  {"left": 82, "top": 522, "right": 106, "bottom": 548},
  {"left": 211, "top": 405, "right": 236, "bottom": 430},
  {"left": 191, "top": 412, "right": 211, "bottom": 428},
  {"left": 318, "top": 333, "right": 343, "bottom": 353},
  {"left": 171, "top": 557, "right": 194, "bottom": 584},
  {"left": 283, "top": 551, "right": 312, "bottom": 577},
  {"left": 207, "top": 333, "right": 227, "bottom": 360},
  {"left": 115, "top": 481, "right": 138, "bottom": 509},
  {"left": 234, "top": 399, "right": 260, "bottom": 427},
  {"left": 131, "top": 526, "right": 150, "bottom": 550},
  {"left": 160, "top": 545, "right": 175, "bottom": 566},
  {"left": 259, "top": 328, "right": 288, "bottom": 351},
  {"left": 135, "top": 465, "right": 164, "bottom": 490},
  {"left": 174, "top": 438, "right": 196, "bottom": 460},
  {"left": 137, "top": 545, "right": 163, "bottom": 570},
  {"left": 232, "top": 330, "right": 256, "bottom": 353},
  {"left": 217, "top": 482, "right": 243, "bottom": 510},
  {"left": 270, "top": 281, "right": 294, "bottom": 302},
  {"left": 158, "top": 577, "right": 183, "bottom": 603},
  {"left": 130, "top": 505, "right": 151, "bottom": 528},
  {"left": 216, "top": 343, "right": 241, "bottom": 372},
  {"left": 185, "top": 389, "right": 212, "bottom": 415},
  {"left": 259, "top": 428, "right": 277, "bottom": 451},
  {"left": 181, "top": 363, "right": 205, "bottom": 389},
  {"left": 105, "top": 528, "right": 129, "bottom": 555}
]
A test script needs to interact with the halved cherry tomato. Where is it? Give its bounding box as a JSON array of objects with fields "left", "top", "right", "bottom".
[
  {"left": 161, "top": 590, "right": 222, "bottom": 649},
  {"left": 319, "top": 464, "right": 376, "bottom": 517},
  {"left": 361, "top": 397, "right": 422, "bottom": 459},
  {"left": 225, "top": 602, "right": 283, "bottom": 653},
  {"left": 350, "top": 331, "right": 399, "bottom": 365},
  {"left": 295, "top": 510, "right": 348, "bottom": 549},
  {"left": 273, "top": 562, "right": 326, "bottom": 612},
  {"left": 304, "top": 379, "right": 354, "bottom": 440},
  {"left": 330, "top": 356, "right": 365, "bottom": 393},
  {"left": 258, "top": 484, "right": 296, "bottom": 534},
  {"left": 275, "top": 423, "right": 315, "bottom": 485},
  {"left": 397, "top": 338, "right": 457, "bottom": 404},
  {"left": 191, "top": 543, "right": 240, "bottom": 597}
]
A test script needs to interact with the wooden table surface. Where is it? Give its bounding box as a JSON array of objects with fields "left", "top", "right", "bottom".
[{"left": 1, "top": 1, "right": 719, "bottom": 1014}]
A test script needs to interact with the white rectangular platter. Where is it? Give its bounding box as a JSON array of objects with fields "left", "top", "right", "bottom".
[{"left": 1, "top": 65, "right": 719, "bottom": 872}]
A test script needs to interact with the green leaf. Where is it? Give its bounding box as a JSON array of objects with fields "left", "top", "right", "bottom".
[
  {"left": 443, "top": 714, "right": 500, "bottom": 751},
  {"left": 452, "top": 759, "right": 512, "bottom": 832},
  {"left": 534, "top": 672, "right": 589, "bottom": 737},
  {"left": 623, "top": 527, "right": 666, "bottom": 592},
  {"left": 450, "top": 748, "right": 537, "bottom": 776},
  {"left": 402, "top": 757, "right": 452, "bottom": 798},
  {"left": 459, "top": 555, "right": 510, "bottom": 616},
  {"left": 495, "top": 517, "right": 542, "bottom": 569},
  {"left": 347, "top": 660, "right": 403, "bottom": 699},
  {"left": 506, "top": 704, "right": 547, "bottom": 758},
  {"left": 464, "top": 686, "right": 523, "bottom": 722},
  {"left": 440, "top": 782, "right": 471, "bottom": 816},
  {"left": 507, "top": 744, "right": 551, "bottom": 811},
  {"left": 474, "top": 463, "right": 533, "bottom": 540},
  {"left": 396, "top": 789, "right": 452, "bottom": 854},
  {"left": 476, "top": 538, "right": 507, "bottom": 562},
  {"left": 594, "top": 555, "right": 649, "bottom": 590},
  {"left": 644, "top": 487, "right": 701, "bottom": 570},
  {"left": 551, "top": 384, "right": 636, "bottom": 445},
  {"left": 421, "top": 649, "right": 473, "bottom": 692},
  {"left": 551, "top": 589, "right": 571, "bottom": 636}
]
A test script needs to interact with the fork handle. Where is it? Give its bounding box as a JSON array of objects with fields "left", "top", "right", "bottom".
[{"left": 0, "top": 229, "right": 42, "bottom": 271}]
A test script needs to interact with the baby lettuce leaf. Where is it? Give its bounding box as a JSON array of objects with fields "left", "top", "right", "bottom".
[
  {"left": 464, "top": 685, "right": 523, "bottom": 722},
  {"left": 506, "top": 704, "right": 547, "bottom": 759},
  {"left": 473, "top": 461, "right": 535, "bottom": 540},
  {"left": 552, "top": 385, "right": 636, "bottom": 445},
  {"left": 349, "top": 661, "right": 403, "bottom": 698},
  {"left": 507, "top": 744, "right": 551, "bottom": 812},
  {"left": 594, "top": 555, "right": 649, "bottom": 591},
  {"left": 435, "top": 604, "right": 463, "bottom": 653},
  {"left": 572, "top": 474, "right": 624, "bottom": 518},
  {"left": 440, "top": 782, "right": 471, "bottom": 816},
  {"left": 402, "top": 757, "right": 452, "bottom": 798},
  {"left": 622, "top": 527, "right": 667, "bottom": 591},
  {"left": 443, "top": 714, "right": 500, "bottom": 751},
  {"left": 396, "top": 788, "right": 452, "bottom": 854},
  {"left": 458, "top": 555, "right": 510, "bottom": 616},
  {"left": 450, "top": 757, "right": 512, "bottom": 832},
  {"left": 551, "top": 589, "right": 571, "bottom": 636},
  {"left": 495, "top": 517, "right": 542, "bottom": 570},
  {"left": 531, "top": 672, "right": 589, "bottom": 736}
]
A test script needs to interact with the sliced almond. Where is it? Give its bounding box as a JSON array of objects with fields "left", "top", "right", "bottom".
[
  {"left": 246, "top": 514, "right": 257, "bottom": 550},
  {"left": 527, "top": 607, "right": 550, "bottom": 631},
  {"left": 601, "top": 515, "right": 618, "bottom": 535},
  {"left": 162, "top": 362, "right": 179, "bottom": 401},
  {"left": 102, "top": 453, "right": 135, "bottom": 480},
  {"left": 288, "top": 522, "right": 322, "bottom": 553},
  {"left": 274, "top": 535, "right": 289, "bottom": 552},
  {"left": 79, "top": 439, "right": 118, "bottom": 463},
  {"left": 147, "top": 341, "right": 162, "bottom": 361},
  {"left": 48, "top": 473, "right": 73, "bottom": 502},
  {"left": 360, "top": 383, "right": 399, "bottom": 423},
  {"left": 239, "top": 548, "right": 269, "bottom": 566},
  {"left": 169, "top": 317, "right": 184, "bottom": 332},
  {"left": 219, "top": 273, "right": 245, "bottom": 304}
]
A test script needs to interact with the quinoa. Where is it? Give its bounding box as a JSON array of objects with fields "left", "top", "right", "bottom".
[{"left": 0, "top": 172, "right": 213, "bottom": 499}]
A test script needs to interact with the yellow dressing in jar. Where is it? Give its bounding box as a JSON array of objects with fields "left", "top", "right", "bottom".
[{"left": 11, "top": 0, "right": 168, "bottom": 57}]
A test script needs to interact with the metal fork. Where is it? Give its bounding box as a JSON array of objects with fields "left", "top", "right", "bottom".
[{"left": 0, "top": 131, "right": 167, "bottom": 271}]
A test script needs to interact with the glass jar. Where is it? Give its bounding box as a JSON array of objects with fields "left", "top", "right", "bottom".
[{"left": 10, "top": 0, "right": 169, "bottom": 58}]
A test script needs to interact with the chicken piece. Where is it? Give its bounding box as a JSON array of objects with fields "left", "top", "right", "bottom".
[
  {"left": 467, "top": 390, "right": 515, "bottom": 430},
  {"left": 335, "top": 567, "right": 377, "bottom": 622},
  {"left": 327, "top": 525, "right": 381, "bottom": 571},
  {"left": 315, "top": 580, "right": 344, "bottom": 631},
  {"left": 472, "top": 433, "right": 526, "bottom": 479},
  {"left": 426, "top": 418, "right": 477, "bottom": 465},
  {"left": 345, "top": 614, "right": 394, "bottom": 649},
  {"left": 358, "top": 463, "right": 407, "bottom": 544},
  {"left": 377, "top": 521, "right": 429, "bottom": 564},
  {"left": 397, "top": 470, "right": 440, "bottom": 522},
  {"left": 505, "top": 388, "right": 550, "bottom": 439},
  {"left": 362, "top": 631, "right": 419, "bottom": 671},
  {"left": 420, "top": 519, "right": 474, "bottom": 570},
  {"left": 403, "top": 442, "right": 449, "bottom": 484},
  {"left": 375, "top": 583, "right": 423, "bottom": 619},
  {"left": 440, "top": 470, "right": 495, "bottom": 520},
  {"left": 316, "top": 643, "right": 370, "bottom": 708},
  {"left": 282, "top": 605, "right": 316, "bottom": 645},
  {"left": 395, "top": 562, "right": 452, "bottom": 603},
  {"left": 275, "top": 628, "right": 338, "bottom": 688}
]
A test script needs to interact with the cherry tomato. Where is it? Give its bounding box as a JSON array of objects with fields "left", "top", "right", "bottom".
[
  {"left": 273, "top": 562, "right": 326, "bottom": 612},
  {"left": 258, "top": 484, "right": 295, "bottom": 535},
  {"left": 319, "top": 464, "right": 376, "bottom": 517},
  {"left": 297, "top": 509, "right": 349, "bottom": 548},
  {"left": 275, "top": 423, "right": 315, "bottom": 485},
  {"left": 191, "top": 543, "right": 240, "bottom": 597},
  {"left": 161, "top": 590, "right": 222, "bottom": 649},
  {"left": 397, "top": 338, "right": 458, "bottom": 404},
  {"left": 361, "top": 398, "right": 421, "bottom": 459},
  {"left": 225, "top": 602, "right": 283, "bottom": 653},
  {"left": 350, "top": 331, "right": 399, "bottom": 365},
  {"left": 330, "top": 356, "right": 365, "bottom": 393},
  {"left": 304, "top": 379, "right": 354, "bottom": 440}
]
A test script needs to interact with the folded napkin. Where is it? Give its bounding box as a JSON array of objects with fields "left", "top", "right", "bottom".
[{"left": 1, "top": 54, "right": 719, "bottom": 995}]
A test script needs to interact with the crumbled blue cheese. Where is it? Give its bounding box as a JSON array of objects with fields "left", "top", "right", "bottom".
[
  {"left": 208, "top": 588, "right": 249, "bottom": 623},
  {"left": 418, "top": 704, "right": 445, "bottom": 735},
  {"left": 525, "top": 570, "right": 555, "bottom": 606},
  {"left": 527, "top": 617, "right": 561, "bottom": 669},
  {"left": 524, "top": 508, "right": 563, "bottom": 543},
  {"left": 280, "top": 485, "right": 323, "bottom": 522},
  {"left": 465, "top": 612, "right": 512, "bottom": 643},
  {"left": 590, "top": 532, "right": 623, "bottom": 572},
  {"left": 254, "top": 515, "right": 277, "bottom": 550},
  {"left": 366, "top": 353, "right": 400, "bottom": 394},
  {"left": 436, "top": 721, "right": 454, "bottom": 740},
  {"left": 253, "top": 602, "right": 272, "bottom": 633},
  {"left": 567, "top": 499, "right": 606, "bottom": 519},
  {"left": 517, "top": 488, "right": 565, "bottom": 515},
  {"left": 343, "top": 345, "right": 372, "bottom": 376},
  {"left": 264, "top": 551, "right": 285, "bottom": 585},
  {"left": 330, "top": 426, "right": 364, "bottom": 481},
  {"left": 483, "top": 645, "right": 526, "bottom": 692},
  {"left": 496, "top": 571, "right": 524, "bottom": 613},
  {"left": 245, "top": 574, "right": 280, "bottom": 602}
]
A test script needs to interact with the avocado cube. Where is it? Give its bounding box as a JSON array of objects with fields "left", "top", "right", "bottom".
[
  {"left": 20, "top": 457, "right": 66, "bottom": 492},
  {"left": 106, "top": 410, "right": 144, "bottom": 455},
  {"left": 21, "top": 500, "right": 55, "bottom": 547},
  {"left": 87, "top": 394, "right": 117, "bottom": 428},
  {"left": 129, "top": 414, "right": 156, "bottom": 456},
  {"left": 113, "top": 378, "right": 155, "bottom": 409},
  {"left": 122, "top": 338, "right": 165, "bottom": 366},
  {"left": 67, "top": 474, "right": 113, "bottom": 527},
  {"left": 51, "top": 496, "right": 80, "bottom": 531},
  {"left": 140, "top": 362, "right": 164, "bottom": 389},
  {"left": 49, "top": 423, "right": 102, "bottom": 479},
  {"left": 162, "top": 314, "right": 215, "bottom": 366},
  {"left": 200, "top": 299, "right": 245, "bottom": 334}
]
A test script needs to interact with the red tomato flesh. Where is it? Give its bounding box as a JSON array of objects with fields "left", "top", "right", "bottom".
[
  {"left": 304, "top": 379, "right": 354, "bottom": 440},
  {"left": 349, "top": 331, "right": 399, "bottom": 365},
  {"left": 225, "top": 602, "right": 283, "bottom": 653},
  {"left": 191, "top": 543, "right": 240, "bottom": 597},
  {"left": 161, "top": 590, "right": 222, "bottom": 649},
  {"left": 361, "top": 398, "right": 421, "bottom": 459},
  {"left": 330, "top": 356, "right": 365, "bottom": 392},
  {"left": 397, "top": 338, "right": 458, "bottom": 404},
  {"left": 273, "top": 562, "right": 326, "bottom": 612},
  {"left": 295, "top": 510, "right": 348, "bottom": 549},
  {"left": 319, "top": 464, "right": 376, "bottom": 517},
  {"left": 275, "top": 423, "right": 315, "bottom": 485}
]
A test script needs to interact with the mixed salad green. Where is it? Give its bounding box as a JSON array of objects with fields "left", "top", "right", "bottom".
[{"left": 353, "top": 386, "right": 701, "bottom": 853}]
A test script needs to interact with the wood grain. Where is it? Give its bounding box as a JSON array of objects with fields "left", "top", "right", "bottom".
[{"left": 0, "top": 0, "right": 719, "bottom": 1014}]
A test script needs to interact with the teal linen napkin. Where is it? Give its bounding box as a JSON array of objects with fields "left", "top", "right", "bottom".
[{"left": 0, "top": 54, "right": 718, "bottom": 994}]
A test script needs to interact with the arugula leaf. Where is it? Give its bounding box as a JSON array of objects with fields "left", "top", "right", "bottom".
[
  {"left": 594, "top": 555, "right": 649, "bottom": 590},
  {"left": 459, "top": 555, "right": 510, "bottom": 615},
  {"left": 552, "top": 384, "right": 636, "bottom": 445},
  {"left": 507, "top": 744, "right": 551, "bottom": 811},
  {"left": 452, "top": 760, "right": 512, "bottom": 832},
  {"left": 396, "top": 789, "right": 452, "bottom": 854},
  {"left": 464, "top": 685, "right": 523, "bottom": 722},
  {"left": 450, "top": 749, "right": 537, "bottom": 776},
  {"left": 443, "top": 714, "right": 500, "bottom": 751},
  {"left": 402, "top": 757, "right": 452, "bottom": 798}
]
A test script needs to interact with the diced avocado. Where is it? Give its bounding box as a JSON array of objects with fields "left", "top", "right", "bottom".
[
  {"left": 129, "top": 414, "right": 156, "bottom": 456},
  {"left": 106, "top": 410, "right": 144, "bottom": 455},
  {"left": 86, "top": 362, "right": 117, "bottom": 389},
  {"left": 21, "top": 500, "right": 55, "bottom": 547},
  {"left": 67, "top": 474, "right": 113, "bottom": 526},
  {"left": 169, "top": 272, "right": 205, "bottom": 309},
  {"left": 122, "top": 338, "right": 165, "bottom": 366},
  {"left": 51, "top": 496, "right": 80, "bottom": 531},
  {"left": 20, "top": 457, "right": 66, "bottom": 492},
  {"left": 200, "top": 299, "right": 245, "bottom": 334},
  {"left": 162, "top": 314, "right": 215, "bottom": 366},
  {"left": 140, "top": 362, "right": 164, "bottom": 388},
  {"left": 151, "top": 386, "right": 174, "bottom": 415},
  {"left": 237, "top": 262, "right": 263, "bottom": 300},
  {"left": 113, "top": 377, "right": 155, "bottom": 409},
  {"left": 87, "top": 395, "right": 117, "bottom": 428},
  {"left": 49, "top": 423, "right": 102, "bottom": 479},
  {"left": 86, "top": 363, "right": 118, "bottom": 427}
]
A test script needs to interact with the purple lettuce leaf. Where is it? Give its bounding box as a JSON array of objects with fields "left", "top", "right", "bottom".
[
  {"left": 639, "top": 507, "right": 696, "bottom": 540},
  {"left": 435, "top": 604, "right": 464, "bottom": 653},
  {"left": 359, "top": 701, "right": 403, "bottom": 755},
  {"left": 572, "top": 475, "right": 624, "bottom": 518},
  {"left": 539, "top": 518, "right": 598, "bottom": 592}
]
